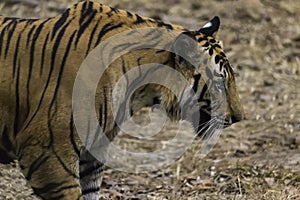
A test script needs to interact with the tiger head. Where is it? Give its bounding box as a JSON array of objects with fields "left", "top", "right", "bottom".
[
  {"left": 168, "top": 16, "right": 245, "bottom": 137},
  {"left": 126, "top": 16, "right": 244, "bottom": 140}
]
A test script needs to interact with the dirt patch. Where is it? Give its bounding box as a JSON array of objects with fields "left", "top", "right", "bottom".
[{"left": 0, "top": 0, "right": 299, "bottom": 199}]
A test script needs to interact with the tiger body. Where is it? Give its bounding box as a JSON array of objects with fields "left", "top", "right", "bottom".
[{"left": 0, "top": 1, "right": 244, "bottom": 199}]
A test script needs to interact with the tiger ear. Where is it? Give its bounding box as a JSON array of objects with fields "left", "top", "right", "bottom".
[{"left": 199, "top": 16, "right": 220, "bottom": 37}]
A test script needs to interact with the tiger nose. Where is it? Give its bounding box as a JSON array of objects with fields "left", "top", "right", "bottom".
[{"left": 231, "top": 114, "right": 245, "bottom": 124}]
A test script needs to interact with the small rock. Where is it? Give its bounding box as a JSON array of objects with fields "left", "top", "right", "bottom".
[{"left": 264, "top": 177, "right": 275, "bottom": 187}]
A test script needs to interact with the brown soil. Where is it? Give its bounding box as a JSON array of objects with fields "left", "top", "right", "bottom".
[{"left": 0, "top": 0, "right": 299, "bottom": 199}]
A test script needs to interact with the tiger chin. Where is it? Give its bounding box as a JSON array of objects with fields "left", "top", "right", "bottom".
[{"left": 0, "top": 1, "right": 244, "bottom": 199}]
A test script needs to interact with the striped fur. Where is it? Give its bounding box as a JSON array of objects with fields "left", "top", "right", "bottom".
[{"left": 0, "top": 1, "right": 244, "bottom": 199}]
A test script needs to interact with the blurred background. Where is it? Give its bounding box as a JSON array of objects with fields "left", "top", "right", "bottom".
[{"left": 0, "top": 0, "right": 299, "bottom": 199}]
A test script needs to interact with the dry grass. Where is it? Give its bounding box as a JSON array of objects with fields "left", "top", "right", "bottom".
[{"left": 0, "top": 0, "right": 299, "bottom": 199}]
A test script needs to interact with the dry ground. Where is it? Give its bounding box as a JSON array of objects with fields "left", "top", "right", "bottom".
[{"left": 0, "top": 0, "right": 299, "bottom": 199}]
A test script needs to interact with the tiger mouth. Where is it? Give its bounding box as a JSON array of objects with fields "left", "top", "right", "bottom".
[
  {"left": 194, "top": 115, "right": 232, "bottom": 137},
  {"left": 214, "top": 117, "right": 232, "bottom": 128}
]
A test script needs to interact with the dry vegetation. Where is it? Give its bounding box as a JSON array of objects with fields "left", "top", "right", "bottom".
[{"left": 0, "top": 0, "right": 299, "bottom": 199}]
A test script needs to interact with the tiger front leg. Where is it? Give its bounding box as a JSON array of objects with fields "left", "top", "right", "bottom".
[
  {"left": 79, "top": 149, "right": 104, "bottom": 200},
  {"left": 16, "top": 118, "right": 83, "bottom": 200}
]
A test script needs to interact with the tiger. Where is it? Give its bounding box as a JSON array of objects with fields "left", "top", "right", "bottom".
[{"left": 0, "top": 0, "right": 244, "bottom": 199}]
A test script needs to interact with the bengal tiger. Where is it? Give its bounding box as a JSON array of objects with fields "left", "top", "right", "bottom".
[{"left": 0, "top": 0, "right": 244, "bottom": 199}]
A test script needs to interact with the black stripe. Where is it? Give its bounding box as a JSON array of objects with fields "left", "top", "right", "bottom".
[
  {"left": 73, "top": 2, "right": 78, "bottom": 9},
  {"left": 107, "top": 6, "right": 119, "bottom": 17},
  {"left": 126, "top": 11, "right": 133, "bottom": 18},
  {"left": 4, "top": 20, "right": 17, "bottom": 59},
  {"left": 1, "top": 19, "right": 16, "bottom": 31},
  {"left": 75, "top": 10, "right": 97, "bottom": 48},
  {"left": 85, "top": 18, "right": 101, "bottom": 56},
  {"left": 33, "top": 182, "right": 63, "bottom": 197},
  {"left": 53, "top": 149, "right": 80, "bottom": 179},
  {"left": 109, "top": 42, "right": 139, "bottom": 58},
  {"left": 94, "top": 22, "right": 123, "bottom": 47},
  {"left": 32, "top": 181, "right": 79, "bottom": 198},
  {"left": 121, "top": 57, "right": 129, "bottom": 88},
  {"left": 79, "top": 162, "right": 103, "bottom": 178},
  {"left": 213, "top": 43, "right": 222, "bottom": 49},
  {"left": 82, "top": 187, "right": 101, "bottom": 195},
  {"left": 219, "top": 61, "right": 224, "bottom": 72},
  {"left": 79, "top": 1, "right": 94, "bottom": 24},
  {"left": 157, "top": 21, "right": 174, "bottom": 30},
  {"left": 81, "top": 1, "right": 88, "bottom": 14},
  {"left": 202, "top": 42, "right": 209, "bottom": 47},
  {"left": 198, "top": 82, "right": 209, "bottom": 102},
  {"left": 134, "top": 14, "right": 145, "bottom": 24},
  {"left": 128, "top": 38, "right": 164, "bottom": 52},
  {"left": 99, "top": 106, "right": 103, "bottom": 128},
  {"left": 147, "top": 32, "right": 165, "bottom": 44},
  {"left": 209, "top": 38, "right": 216, "bottom": 43},
  {"left": 51, "top": 20, "right": 72, "bottom": 70},
  {"left": 23, "top": 18, "right": 38, "bottom": 23},
  {"left": 12, "top": 36, "right": 20, "bottom": 78},
  {"left": 80, "top": 1, "right": 88, "bottom": 20},
  {"left": 18, "top": 18, "right": 28, "bottom": 23},
  {"left": 40, "top": 32, "right": 50, "bottom": 76},
  {"left": 52, "top": 8, "right": 70, "bottom": 40},
  {"left": 0, "top": 30, "right": 4, "bottom": 57},
  {"left": 197, "top": 36, "right": 207, "bottom": 42},
  {"left": 110, "top": 6, "right": 119, "bottom": 13},
  {"left": 99, "top": 5, "right": 103, "bottom": 12},
  {"left": 0, "top": 19, "right": 16, "bottom": 57},
  {"left": 54, "top": 184, "right": 81, "bottom": 196},
  {"left": 26, "top": 154, "right": 50, "bottom": 180},
  {"left": 192, "top": 73, "right": 201, "bottom": 92},
  {"left": 12, "top": 21, "right": 31, "bottom": 77},
  {"left": 13, "top": 59, "right": 21, "bottom": 135},
  {"left": 220, "top": 51, "right": 226, "bottom": 58},
  {"left": 215, "top": 54, "right": 220, "bottom": 64},
  {"left": 95, "top": 114, "right": 105, "bottom": 145},
  {"left": 26, "top": 25, "right": 36, "bottom": 47},
  {"left": 209, "top": 48, "right": 213, "bottom": 56},
  {"left": 143, "top": 28, "right": 161, "bottom": 39},
  {"left": 156, "top": 50, "right": 165, "bottom": 53},
  {"left": 102, "top": 87, "right": 108, "bottom": 132},
  {"left": 70, "top": 115, "right": 80, "bottom": 157},
  {"left": 2, "top": 17, "right": 17, "bottom": 24}
]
